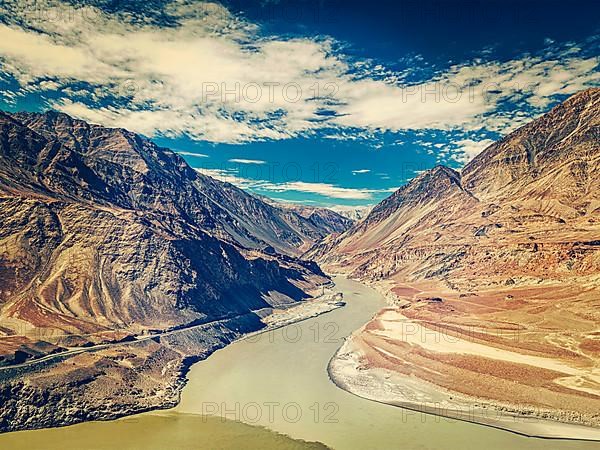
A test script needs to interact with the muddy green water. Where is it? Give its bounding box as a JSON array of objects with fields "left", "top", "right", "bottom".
[
  {"left": 0, "top": 413, "right": 327, "bottom": 449},
  {"left": 1, "top": 277, "right": 598, "bottom": 449}
]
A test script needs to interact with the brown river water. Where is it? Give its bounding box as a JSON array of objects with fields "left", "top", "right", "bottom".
[{"left": 1, "top": 277, "right": 598, "bottom": 450}]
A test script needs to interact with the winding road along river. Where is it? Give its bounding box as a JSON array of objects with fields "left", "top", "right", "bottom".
[{"left": 1, "top": 277, "right": 598, "bottom": 449}]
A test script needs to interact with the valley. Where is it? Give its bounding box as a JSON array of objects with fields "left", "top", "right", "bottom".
[
  {"left": 2, "top": 277, "right": 598, "bottom": 450},
  {"left": 0, "top": 89, "right": 598, "bottom": 445},
  {"left": 0, "top": 1, "right": 598, "bottom": 448}
]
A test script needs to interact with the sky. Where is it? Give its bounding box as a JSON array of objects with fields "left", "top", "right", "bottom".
[{"left": 0, "top": 0, "right": 598, "bottom": 208}]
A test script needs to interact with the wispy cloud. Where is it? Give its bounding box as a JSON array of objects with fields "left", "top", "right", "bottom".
[
  {"left": 195, "top": 168, "right": 258, "bottom": 187},
  {"left": 196, "top": 168, "right": 397, "bottom": 200},
  {"left": 228, "top": 158, "right": 267, "bottom": 165},
  {"left": 263, "top": 181, "right": 375, "bottom": 200},
  {"left": 335, "top": 51, "right": 599, "bottom": 135},
  {"left": 351, "top": 169, "right": 371, "bottom": 175},
  {"left": 176, "top": 151, "right": 209, "bottom": 158}
]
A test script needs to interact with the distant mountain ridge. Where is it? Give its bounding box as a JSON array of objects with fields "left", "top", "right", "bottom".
[{"left": 259, "top": 196, "right": 354, "bottom": 238}]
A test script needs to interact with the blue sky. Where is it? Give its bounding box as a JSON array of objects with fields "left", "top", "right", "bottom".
[{"left": 0, "top": 0, "right": 598, "bottom": 208}]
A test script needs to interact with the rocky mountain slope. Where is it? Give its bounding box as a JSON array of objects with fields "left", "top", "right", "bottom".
[
  {"left": 5, "top": 111, "right": 351, "bottom": 258},
  {"left": 0, "top": 109, "right": 351, "bottom": 432},
  {"left": 0, "top": 109, "right": 339, "bottom": 358},
  {"left": 310, "top": 88, "right": 600, "bottom": 287},
  {"left": 314, "top": 88, "right": 600, "bottom": 431}
]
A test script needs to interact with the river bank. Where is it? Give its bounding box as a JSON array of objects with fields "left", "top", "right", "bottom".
[
  {"left": 0, "top": 289, "right": 343, "bottom": 434},
  {"left": 326, "top": 278, "right": 600, "bottom": 442},
  {"left": 173, "top": 276, "right": 600, "bottom": 450},
  {"left": 328, "top": 329, "right": 600, "bottom": 441}
]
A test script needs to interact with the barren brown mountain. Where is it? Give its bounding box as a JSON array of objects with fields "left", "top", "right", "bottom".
[
  {"left": 0, "top": 110, "right": 344, "bottom": 431},
  {"left": 313, "top": 88, "right": 600, "bottom": 431}
]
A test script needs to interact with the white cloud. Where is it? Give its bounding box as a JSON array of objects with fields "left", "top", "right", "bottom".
[
  {"left": 175, "top": 150, "right": 209, "bottom": 157},
  {"left": 0, "top": 23, "right": 123, "bottom": 84},
  {"left": 196, "top": 168, "right": 396, "bottom": 200},
  {"left": 334, "top": 52, "right": 599, "bottom": 135},
  {"left": 351, "top": 169, "right": 371, "bottom": 175},
  {"left": 0, "top": 0, "right": 597, "bottom": 144},
  {"left": 195, "top": 168, "right": 259, "bottom": 187},
  {"left": 453, "top": 138, "right": 496, "bottom": 164},
  {"left": 262, "top": 181, "right": 375, "bottom": 200},
  {"left": 0, "top": 1, "right": 346, "bottom": 142},
  {"left": 229, "top": 158, "right": 267, "bottom": 164}
]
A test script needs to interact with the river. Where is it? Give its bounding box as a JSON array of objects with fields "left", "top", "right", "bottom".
[{"left": 0, "top": 277, "right": 598, "bottom": 449}]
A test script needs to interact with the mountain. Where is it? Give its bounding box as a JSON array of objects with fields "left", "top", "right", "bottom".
[
  {"left": 259, "top": 197, "right": 354, "bottom": 237},
  {"left": 0, "top": 110, "right": 334, "bottom": 342},
  {"left": 316, "top": 88, "right": 600, "bottom": 431},
  {"left": 462, "top": 87, "right": 599, "bottom": 207},
  {"left": 4, "top": 112, "right": 351, "bottom": 258},
  {"left": 0, "top": 109, "right": 351, "bottom": 432},
  {"left": 310, "top": 88, "right": 600, "bottom": 285}
]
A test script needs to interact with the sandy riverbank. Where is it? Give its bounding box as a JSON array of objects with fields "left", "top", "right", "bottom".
[{"left": 328, "top": 317, "right": 600, "bottom": 441}]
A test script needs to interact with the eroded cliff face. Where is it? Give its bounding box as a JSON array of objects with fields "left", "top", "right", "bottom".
[
  {"left": 0, "top": 111, "right": 334, "bottom": 341},
  {"left": 0, "top": 110, "right": 341, "bottom": 432},
  {"left": 310, "top": 88, "right": 600, "bottom": 291}
]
